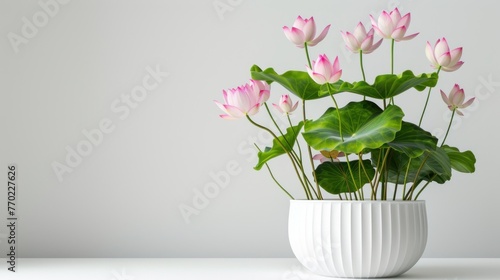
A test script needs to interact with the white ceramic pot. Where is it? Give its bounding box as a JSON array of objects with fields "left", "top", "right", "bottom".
[{"left": 288, "top": 200, "right": 427, "bottom": 278}]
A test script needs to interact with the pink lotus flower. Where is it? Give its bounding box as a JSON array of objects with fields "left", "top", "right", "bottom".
[
  {"left": 341, "top": 22, "right": 383, "bottom": 54},
  {"left": 283, "top": 16, "right": 331, "bottom": 48},
  {"left": 313, "top": 150, "right": 345, "bottom": 163},
  {"left": 440, "top": 84, "right": 475, "bottom": 116},
  {"left": 425, "top": 38, "right": 464, "bottom": 72},
  {"left": 215, "top": 80, "right": 269, "bottom": 119},
  {"left": 251, "top": 79, "right": 270, "bottom": 103},
  {"left": 306, "top": 54, "right": 342, "bottom": 85},
  {"left": 273, "top": 95, "right": 299, "bottom": 115},
  {"left": 370, "top": 8, "right": 418, "bottom": 41}
]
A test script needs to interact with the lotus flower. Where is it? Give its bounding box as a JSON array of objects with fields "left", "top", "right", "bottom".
[
  {"left": 341, "top": 22, "right": 383, "bottom": 54},
  {"left": 306, "top": 54, "right": 342, "bottom": 85},
  {"left": 273, "top": 95, "right": 299, "bottom": 115},
  {"left": 313, "top": 150, "right": 345, "bottom": 163},
  {"left": 215, "top": 80, "right": 269, "bottom": 119},
  {"left": 426, "top": 38, "right": 464, "bottom": 72},
  {"left": 283, "top": 16, "right": 330, "bottom": 48},
  {"left": 251, "top": 79, "right": 271, "bottom": 103},
  {"left": 440, "top": 84, "right": 475, "bottom": 116},
  {"left": 370, "top": 8, "right": 418, "bottom": 41}
]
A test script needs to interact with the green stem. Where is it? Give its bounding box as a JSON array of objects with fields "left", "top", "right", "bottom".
[
  {"left": 441, "top": 108, "right": 456, "bottom": 147},
  {"left": 264, "top": 103, "right": 285, "bottom": 136},
  {"left": 372, "top": 149, "right": 383, "bottom": 200},
  {"left": 304, "top": 43, "right": 312, "bottom": 69},
  {"left": 393, "top": 180, "right": 399, "bottom": 201},
  {"left": 419, "top": 67, "right": 441, "bottom": 126},
  {"left": 327, "top": 85, "right": 344, "bottom": 141},
  {"left": 359, "top": 51, "right": 366, "bottom": 82},
  {"left": 302, "top": 100, "right": 322, "bottom": 199},
  {"left": 345, "top": 156, "right": 359, "bottom": 200},
  {"left": 414, "top": 175, "right": 436, "bottom": 200},
  {"left": 358, "top": 159, "right": 365, "bottom": 200},
  {"left": 390, "top": 39, "right": 395, "bottom": 75},
  {"left": 390, "top": 39, "right": 395, "bottom": 105},
  {"left": 255, "top": 145, "right": 295, "bottom": 200},
  {"left": 402, "top": 158, "right": 412, "bottom": 200},
  {"left": 374, "top": 148, "right": 391, "bottom": 200},
  {"left": 246, "top": 115, "right": 312, "bottom": 199},
  {"left": 359, "top": 153, "right": 375, "bottom": 197},
  {"left": 264, "top": 103, "right": 304, "bottom": 168},
  {"left": 406, "top": 153, "right": 430, "bottom": 200},
  {"left": 287, "top": 114, "right": 302, "bottom": 162},
  {"left": 359, "top": 51, "right": 367, "bottom": 101}
]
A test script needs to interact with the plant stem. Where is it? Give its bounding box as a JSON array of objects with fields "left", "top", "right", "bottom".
[
  {"left": 372, "top": 150, "right": 383, "bottom": 200},
  {"left": 264, "top": 103, "right": 285, "bottom": 136},
  {"left": 401, "top": 158, "right": 412, "bottom": 200},
  {"left": 327, "top": 85, "right": 344, "bottom": 141},
  {"left": 414, "top": 175, "right": 436, "bottom": 200},
  {"left": 345, "top": 156, "right": 359, "bottom": 200},
  {"left": 359, "top": 153, "right": 375, "bottom": 197},
  {"left": 359, "top": 51, "right": 366, "bottom": 82},
  {"left": 390, "top": 39, "right": 395, "bottom": 75},
  {"left": 264, "top": 103, "right": 304, "bottom": 170},
  {"left": 255, "top": 145, "right": 295, "bottom": 200},
  {"left": 419, "top": 67, "right": 441, "bottom": 126},
  {"left": 287, "top": 114, "right": 302, "bottom": 162},
  {"left": 302, "top": 100, "right": 323, "bottom": 199},
  {"left": 441, "top": 108, "right": 456, "bottom": 147},
  {"left": 393, "top": 181, "right": 399, "bottom": 201},
  {"left": 406, "top": 153, "right": 430, "bottom": 200},
  {"left": 304, "top": 43, "right": 312, "bottom": 69},
  {"left": 390, "top": 39, "right": 395, "bottom": 105},
  {"left": 374, "top": 148, "right": 391, "bottom": 200},
  {"left": 359, "top": 51, "right": 367, "bottom": 101},
  {"left": 246, "top": 115, "right": 312, "bottom": 199},
  {"left": 358, "top": 159, "right": 365, "bottom": 200}
]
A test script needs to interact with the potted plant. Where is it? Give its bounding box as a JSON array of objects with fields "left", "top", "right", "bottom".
[{"left": 214, "top": 8, "right": 476, "bottom": 278}]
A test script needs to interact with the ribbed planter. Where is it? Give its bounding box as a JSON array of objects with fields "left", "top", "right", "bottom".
[{"left": 288, "top": 200, "right": 427, "bottom": 278}]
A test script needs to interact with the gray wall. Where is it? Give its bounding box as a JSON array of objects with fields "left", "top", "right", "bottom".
[{"left": 1, "top": 0, "right": 499, "bottom": 257}]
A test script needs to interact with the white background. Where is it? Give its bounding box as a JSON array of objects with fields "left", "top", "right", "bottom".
[{"left": 0, "top": 0, "right": 499, "bottom": 258}]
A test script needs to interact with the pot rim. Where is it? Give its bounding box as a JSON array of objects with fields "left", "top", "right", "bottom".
[{"left": 290, "top": 199, "right": 425, "bottom": 203}]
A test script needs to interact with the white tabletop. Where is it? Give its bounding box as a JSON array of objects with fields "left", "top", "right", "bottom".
[{"left": 0, "top": 258, "right": 499, "bottom": 279}]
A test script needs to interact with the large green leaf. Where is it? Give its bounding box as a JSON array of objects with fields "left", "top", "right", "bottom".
[
  {"left": 385, "top": 122, "right": 438, "bottom": 158},
  {"left": 303, "top": 100, "right": 404, "bottom": 154},
  {"left": 320, "top": 70, "right": 438, "bottom": 99},
  {"left": 316, "top": 160, "right": 375, "bottom": 194},
  {"left": 250, "top": 65, "right": 326, "bottom": 100},
  {"left": 254, "top": 122, "right": 304, "bottom": 170},
  {"left": 372, "top": 147, "right": 452, "bottom": 185},
  {"left": 442, "top": 145, "right": 476, "bottom": 173}
]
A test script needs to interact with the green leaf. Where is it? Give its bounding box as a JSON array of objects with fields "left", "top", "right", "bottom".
[
  {"left": 320, "top": 70, "right": 438, "bottom": 99},
  {"left": 372, "top": 147, "right": 452, "bottom": 185},
  {"left": 254, "top": 122, "right": 304, "bottom": 170},
  {"left": 303, "top": 100, "right": 404, "bottom": 154},
  {"left": 316, "top": 160, "right": 375, "bottom": 194},
  {"left": 250, "top": 65, "right": 324, "bottom": 100},
  {"left": 385, "top": 122, "right": 438, "bottom": 158},
  {"left": 442, "top": 145, "right": 476, "bottom": 173}
]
